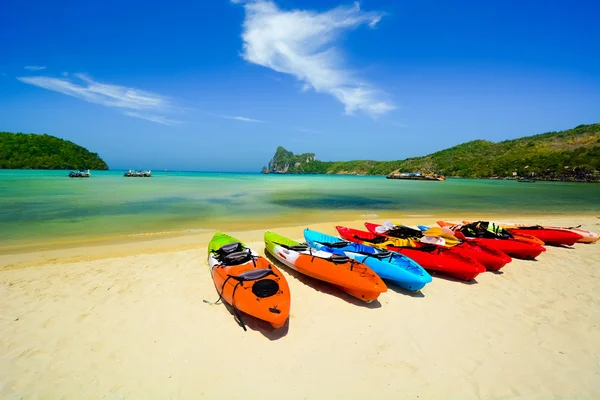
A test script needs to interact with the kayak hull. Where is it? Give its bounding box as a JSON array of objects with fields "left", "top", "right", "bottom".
[
  {"left": 303, "top": 229, "right": 432, "bottom": 291},
  {"left": 366, "top": 222, "right": 511, "bottom": 271},
  {"left": 437, "top": 221, "right": 546, "bottom": 260},
  {"left": 208, "top": 233, "right": 291, "bottom": 329},
  {"left": 264, "top": 231, "right": 386, "bottom": 302},
  {"left": 335, "top": 226, "right": 486, "bottom": 281},
  {"left": 505, "top": 228, "right": 583, "bottom": 246}
]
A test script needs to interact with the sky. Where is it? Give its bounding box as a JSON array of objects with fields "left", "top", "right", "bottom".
[{"left": 1, "top": 0, "right": 599, "bottom": 171}]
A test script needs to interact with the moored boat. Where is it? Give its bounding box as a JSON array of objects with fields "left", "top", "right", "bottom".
[{"left": 68, "top": 169, "right": 90, "bottom": 178}]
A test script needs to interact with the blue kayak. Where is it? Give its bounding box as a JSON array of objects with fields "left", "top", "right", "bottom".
[{"left": 303, "top": 229, "right": 432, "bottom": 291}]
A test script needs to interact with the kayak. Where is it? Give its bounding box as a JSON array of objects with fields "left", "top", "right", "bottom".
[
  {"left": 366, "top": 221, "right": 461, "bottom": 247},
  {"left": 208, "top": 232, "right": 291, "bottom": 330},
  {"left": 303, "top": 229, "right": 432, "bottom": 291},
  {"left": 335, "top": 226, "right": 486, "bottom": 281},
  {"left": 366, "top": 222, "right": 511, "bottom": 271},
  {"left": 264, "top": 231, "right": 387, "bottom": 302},
  {"left": 460, "top": 220, "right": 580, "bottom": 246},
  {"left": 498, "top": 223, "right": 599, "bottom": 244},
  {"left": 504, "top": 227, "right": 582, "bottom": 246},
  {"left": 437, "top": 221, "right": 546, "bottom": 260},
  {"left": 460, "top": 220, "right": 545, "bottom": 246}
]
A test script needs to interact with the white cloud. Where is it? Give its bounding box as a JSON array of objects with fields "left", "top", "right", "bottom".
[
  {"left": 219, "top": 115, "right": 265, "bottom": 123},
  {"left": 17, "top": 73, "right": 180, "bottom": 125},
  {"left": 24, "top": 65, "right": 46, "bottom": 71},
  {"left": 123, "top": 111, "right": 181, "bottom": 126},
  {"left": 237, "top": 0, "right": 395, "bottom": 116}
]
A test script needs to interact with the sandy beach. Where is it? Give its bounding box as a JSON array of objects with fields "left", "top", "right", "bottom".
[{"left": 1, "top": 215, "right": 599, "bottom": 399}]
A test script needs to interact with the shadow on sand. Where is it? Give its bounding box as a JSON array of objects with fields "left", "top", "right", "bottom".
[
  {"left": 264, "top": 252, "right": 382, "bottom": 310},
  {"left": 429, "top": 272, "right": 479, "bottom": 285},
  {"left": 385, "top": 283, "right": 425, "bottom": 298},
  {"left": 218, "top": 302, "right": 290, "bottom": 341}
]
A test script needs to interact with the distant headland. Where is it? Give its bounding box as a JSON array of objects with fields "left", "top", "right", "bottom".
[
  {"left": 0, "top": 132, "right": 109, "bottom": 170},
  {"left": 263, "top": 123, "right": 600, "bottom": 182}
]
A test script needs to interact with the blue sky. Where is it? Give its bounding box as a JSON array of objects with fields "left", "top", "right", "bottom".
[{"left": 1, "top": 0, "right": 599, "bottom": 171}]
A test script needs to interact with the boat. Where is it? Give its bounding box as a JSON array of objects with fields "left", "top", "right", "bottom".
[
  {"left": 207, "top": 233, "right": 290, "bottom": 330},
  {"left": 334, "top": 226, "right": 486, "bottom": 281},
  {"left": 497, "top": 222, "right": 598, "bottom": 244},
  {"left": 264, "top": 231, "right": 386, "bottom": 302},
  {"left": 486, "top": 223, "right": 584, "bottom": 246},
  {"left": 461, "top": 220, "right": 583, "bottom": 246},
  {"left": 386, "top": 171, "right": 446, "bottom": 181},
  {"left": 437, "top": 221, "right": 546, "bottom": 260},
  {"left": 68, "top": 169, "right": 90, "bottom": 178},
  {"left": 365, "top": 222, "right": 511, "bottom": 271},
  {"left": 124, "top": 169, "right": 152, "bottom": 177},
  {"left": 303, "top": 229, "right": 432, "bottom": 291},
  {"left": 502, "top": 226, "right": 582, "bottom": 246},
  {"left": 459, "top": 220, "right": 545, "bottom": 246}
]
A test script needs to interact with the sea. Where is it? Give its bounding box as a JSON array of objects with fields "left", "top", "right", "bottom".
[{"left": 1, "top": 170, "right": 599, "bottom": 252}]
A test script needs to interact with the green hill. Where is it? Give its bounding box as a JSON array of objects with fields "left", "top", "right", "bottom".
[
  {"left": 264, "top": 123, "right": 600, "bottom": 180},
  {"left": 0, "top": 132, "right": 109, "bottom": 170}
]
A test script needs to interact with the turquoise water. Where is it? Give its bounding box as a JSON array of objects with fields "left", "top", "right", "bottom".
[{"left": 1, "top": 170, "right": 599, "bottom": 250}]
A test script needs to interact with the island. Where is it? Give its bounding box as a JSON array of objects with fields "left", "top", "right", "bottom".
[
  {"left": 263, "top": 123, "right": 600, "bottom": 182},
  {"left": 0, "top": 132, "right": 108, "bottom": 170}
]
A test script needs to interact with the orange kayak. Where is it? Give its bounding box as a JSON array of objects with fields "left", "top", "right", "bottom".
[
  {"left": 208, "top": 233, "right": 291, "bottom": 330},
  {"left": 264, "top": 231, "right": 387, "bottom": 302}
]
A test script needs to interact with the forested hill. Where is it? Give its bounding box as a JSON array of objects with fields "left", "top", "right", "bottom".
[
  {"left": 0, "top": 132, "right": 109, "bottom": 170},
  {"left": 264, "top": 123, "right": 600, "bottom": 179}
]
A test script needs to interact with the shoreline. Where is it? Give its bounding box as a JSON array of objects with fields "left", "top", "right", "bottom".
[{"left": 2, "top": 213, "right": 597, "bottom": 268}]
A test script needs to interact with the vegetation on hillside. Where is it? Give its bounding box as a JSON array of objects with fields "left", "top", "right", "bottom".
[
  {"left": 265, "top": 123, "right": 600, "bottom": 180},
  {"left": 0, "top": 132, "right": 109, "bottom": 170}
]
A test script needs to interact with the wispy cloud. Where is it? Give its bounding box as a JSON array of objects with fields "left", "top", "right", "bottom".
[
  {"left": 123, "top": 111, "right": 181, "bottom": 126},
  {"left": 219, "top": 115, "right": 265, "bottom": 123},
  {"left": 24, "top": 65, "right": 46, "bottom": 71},
  {"left": 17, "top": 73, "right": 180, "bottom": 125},
  {"left": 236, "top": 0, "right": 395, "bottom": 117}
]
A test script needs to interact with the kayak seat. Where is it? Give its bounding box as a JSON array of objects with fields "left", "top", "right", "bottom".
[
  {"left": 353, "top": 235, "right": 387, "bottom": 244},
  {"left": 316, "top": 240, "right": 350, "bottom": 249},
  {"left": 371, "top": 251, "right": 393, "bottom": 259},
  {"left": 325, "top": 255, "right": 351, "bottom": 264},
  {"left": 219, "top": 250, "right": 254, "bottom": 265},
  {"left": 413, "top": 244, "right": 438, "bottom": 253},
  {"left": 232, "top": 268, "right": 276, "bottom": 282},
  {"left": 214, "top": 242, "right": 245, "bottom": 258},
  {"left": 273, "top": 242, "right": 310, "bottom": 252},
  {"left": 387, "top": 227, "right": 422, "bottom": 238}
]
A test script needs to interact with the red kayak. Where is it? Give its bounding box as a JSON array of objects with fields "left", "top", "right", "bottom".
[
  {"left": 505, "top": 227, "right": 582, "bottom": 246},
  {"left": 365, "top": 222, "right": 511, "bottom": 271},
  {"left": 336, "top": 226, "right": 486, "bottom": 281},
  {"left": 437, "top": 221, "right": 546, "bottom": 260}
]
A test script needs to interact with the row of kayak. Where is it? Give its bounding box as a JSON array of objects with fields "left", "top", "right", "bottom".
[{"left": 206, "top": 221, "right": 598, "bottom": 330}]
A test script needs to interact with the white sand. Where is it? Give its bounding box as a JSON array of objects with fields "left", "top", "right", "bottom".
[{"left": 1, "top": 216, "right": 599, "bottom": 399}]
